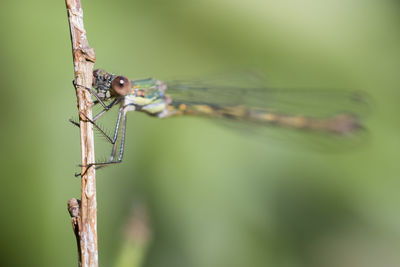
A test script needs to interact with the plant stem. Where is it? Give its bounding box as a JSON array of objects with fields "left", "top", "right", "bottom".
[{"left": 65, "top": 0, "right": 98, "bottom": 266}]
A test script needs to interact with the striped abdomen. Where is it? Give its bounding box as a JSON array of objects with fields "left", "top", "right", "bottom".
[{"left": 165, "top": 102, "right": 361, "bottom": 135}]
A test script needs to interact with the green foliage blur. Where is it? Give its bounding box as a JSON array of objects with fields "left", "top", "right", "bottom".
[{"left": 0, "top": 0, "right": 399, "bottom": 266}]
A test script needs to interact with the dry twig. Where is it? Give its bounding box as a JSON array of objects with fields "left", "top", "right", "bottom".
[{"left": 65, "top": 0, "right": 98, "bottom": 266}]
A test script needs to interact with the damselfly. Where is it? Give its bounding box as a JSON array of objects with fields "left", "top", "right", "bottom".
[{"left": 74, "top": 69, "right": 368, "bottom": 174}]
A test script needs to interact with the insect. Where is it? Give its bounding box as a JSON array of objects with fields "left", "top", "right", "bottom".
[{"left": 73, "top": 69, "right": 368, "bottom": 175}]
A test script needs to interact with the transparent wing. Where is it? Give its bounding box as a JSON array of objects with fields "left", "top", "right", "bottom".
[{"left": 166, "top": 72, "right": 371, "bottom": 118}]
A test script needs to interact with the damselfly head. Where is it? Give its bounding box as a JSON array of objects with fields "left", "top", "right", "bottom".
[{"left": 93, "top": 69, "right": 116, "bottom": 100}]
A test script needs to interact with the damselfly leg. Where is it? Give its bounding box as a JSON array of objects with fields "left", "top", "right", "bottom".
[
  {"left": 71, "top": 81, "right": 121, "bottom": 127},
  {"left": 75, "top": 108, "right": 128, "bottom": 177},
  {"left": 72, "top": 81, "right": 127, "bottom": 176},
  {"left": 73, "top": 80, "right": 109, "bottom": 110}
]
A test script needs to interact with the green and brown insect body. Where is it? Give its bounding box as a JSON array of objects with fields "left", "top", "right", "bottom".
[
  {"left": 93, "top": 69, "right": 361, "bottom": 134},
  {"left": 85, "top": 69, "right": 367, "bottom": 170},
  {"left": 92, "top": 69, "right": 366, "bottom": 135}
]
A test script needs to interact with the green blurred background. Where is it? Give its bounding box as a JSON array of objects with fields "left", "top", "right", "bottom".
[{"left": 0, "top": 0, "right": 399, "bottom": 266}]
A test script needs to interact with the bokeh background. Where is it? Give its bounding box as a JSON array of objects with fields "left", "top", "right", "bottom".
[{"left": 0, "top": 0, "right": 399, "bottom": 266}]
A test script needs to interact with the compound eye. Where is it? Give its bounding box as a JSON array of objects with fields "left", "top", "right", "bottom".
[{"left": 111, "top": 76, "right": 131, "bottom": 96}]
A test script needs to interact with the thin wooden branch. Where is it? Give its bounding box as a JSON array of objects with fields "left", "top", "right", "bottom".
[{"left": 65, "top": 0, "right": 98, "bottom": 266}]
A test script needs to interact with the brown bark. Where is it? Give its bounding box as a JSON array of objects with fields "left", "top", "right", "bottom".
[{"left": 65, "top": 0, "right": 98, "bottom": 266}]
